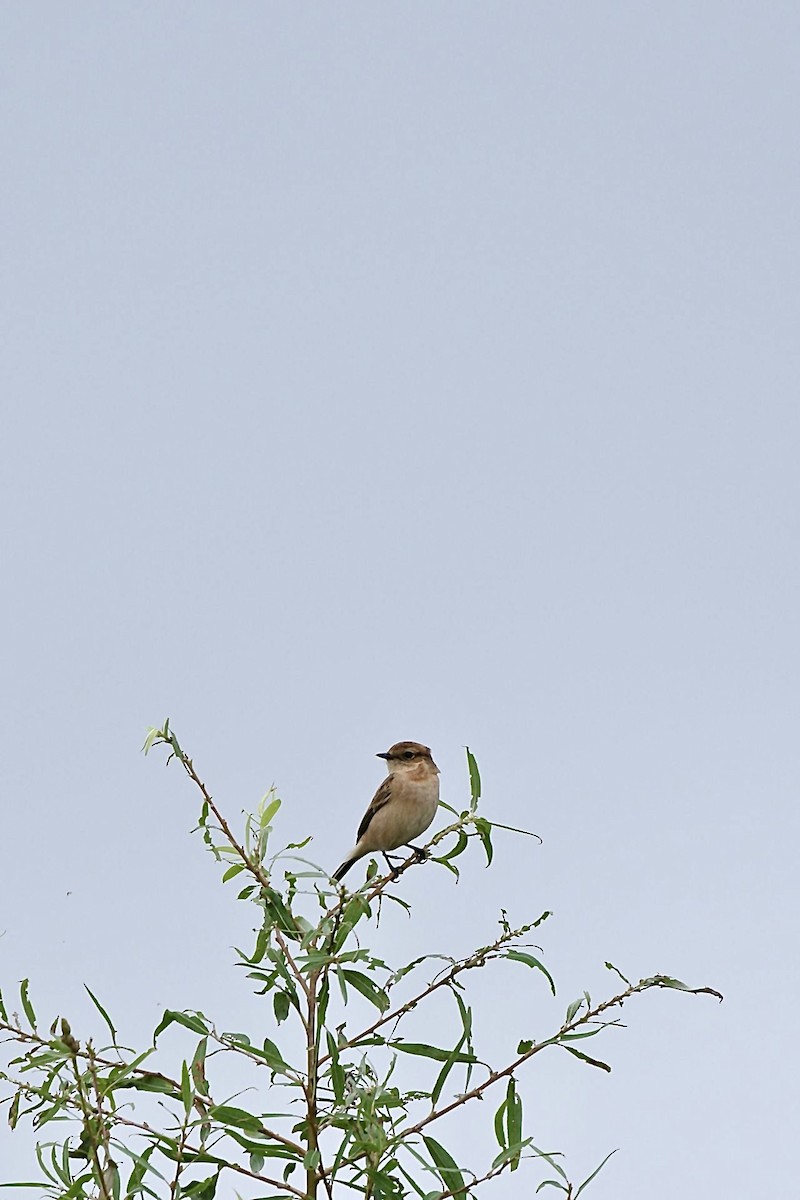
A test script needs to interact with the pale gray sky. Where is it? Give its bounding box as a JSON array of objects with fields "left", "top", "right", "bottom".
[{"left": 2, "top": 3, "right": 798, "bottom": 1196}]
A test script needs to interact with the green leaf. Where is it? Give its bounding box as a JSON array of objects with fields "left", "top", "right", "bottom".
[
  {"left": 422, "top": 1135, "right": 466, "bottom": 1197},
  {"left": 181, "top": 1061, "right": 192, "bottom": 1114},
  {"left": 261, "top": 888, "right": 299, "bottom": 940},
  {"left": 259, "top": 796, "right": 281, "bottom": 829},
  {"left": 493, "top": 1091, "right": 507, "bottom": 1152},
  {"left": 431, "top": 855, "right": 460, "bottom": 879},
  {"left": 19, "top": 979, "right": 36, "bottom": 1029},
  {"left": 390, "top": 1041, "right": 476, "bottom": 1064},
  {"left": 181, "top": 1173, "right": 220, "bottom": 1199},
  {"left": 430, "top": 1031, "right": 468, "bottom": 1107},
  {"left": 222, "top": 863, "right": 245, "bottom": 882},
  {"left": 565, "top": 997, "right": 583, "bottom": 1024},
  {"left": 191, "top": 1038, "right": 209, "bottom": 1096},
  {"left": 644, "top": 975, "right": 723, "bottom": 1001},
  {"left": 439, "top": 830, "right": 469, "bottom": 862},
  {"left": 506, "top": 950, "right": 556, "bottom": 996},
  {"left": 224, "top": 1133, "right": 298, "bottom": 1163},
  {"left": 84, "top": 985, "right": 117, "bottom": 1045},
  {"left": 604, "top": 961, "right": 631, "bottom": 986},
  {"left": 326, "top": 1032, "right": 345, "bottom": 1103},
  {"left": 141, "top": 726, "right": 161, "bottom": 755},
  {"left": 120, "top": 1072, "right": 180, "bottom": 1097},
  {"left": 261, "top": 1037, "right": 288, "bottom": 1073},
  {"left": 561, "top": 1045, "right": 611, "bottom": 1072},
  {"left": 123, "top": 1144, "right": 156, "bottom": 1198},
  {"left": 273, "top": 991, "right": 290, "bottom": 1025},
  {"left": 530, "top": 1146, "right": 568, "bottom": 1181},
  {"left": 0, "top": 989, "right": 8, "bottom": 1022},
  {"left": 209, "top": 1105, "right": 263, "bottom": 1133},
  {"left": 573, "top": 1149, "right": 619, "bottom": 1198},
  {"left": 341, "top": 970, "right": 389, "bottom": 1013},
  {"left": 250, "top": 1152, "right": 265, "bottom": 1174},
  {"left": 317, "top": 978, "right": 330, "bottom": 1031},
  {"left": 333, "top": 896, "right": 371, "bottom": 952},
  {"left": 153, "top": 1009, "right": 209, "bottom": 1042},
  {"left": 506, "top": 1078, "right": 523, "bottom": 1170},
  {"left": 466, "top": 748, "right": 481, "bottom": 809},
  {"left": 474, "top": 816, "right": 494, "bottom": 866},
  {"left": 8, "top": 1091, "right": 20, "bottom": 1130}
]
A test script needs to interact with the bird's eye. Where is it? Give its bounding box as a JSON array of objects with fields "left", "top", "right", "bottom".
[{"left": 403, "top": 750, "right": 415, "bottom": 759}]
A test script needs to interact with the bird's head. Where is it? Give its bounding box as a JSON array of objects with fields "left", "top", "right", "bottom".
[{"left": 377, "top": 741, "right": 439, "bottom": 773}]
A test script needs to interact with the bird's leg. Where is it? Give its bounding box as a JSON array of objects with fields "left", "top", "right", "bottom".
[
  {"left": 407, "top": 843, "right": 430, "bottom": 862},
  {"left": 382, "top": 852, "right": 403, "bottom": 874}
]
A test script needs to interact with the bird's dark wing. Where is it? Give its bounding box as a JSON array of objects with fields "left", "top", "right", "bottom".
[{"left": 356, "top": 776, "right": 392, "bottom": 842}]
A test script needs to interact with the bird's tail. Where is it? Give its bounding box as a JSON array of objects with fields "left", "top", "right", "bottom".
[{"left": 333, "top": 855, "right": 356, "bottom": 882}]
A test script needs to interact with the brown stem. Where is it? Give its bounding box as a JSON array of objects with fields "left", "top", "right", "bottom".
[
  {"left": 318, "top": 917, "right": 547, "bottom": 1067},
  {"left": 403, "top": 977, "right": 715, "bottom": 1138},
  {"left": 114, "top": 1114, "right": 309, "bottom": 1198}
]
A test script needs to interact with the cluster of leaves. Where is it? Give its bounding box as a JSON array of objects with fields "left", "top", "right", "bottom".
[{"left": 0, "top": 722, "right": 721, "bottom": 1200}]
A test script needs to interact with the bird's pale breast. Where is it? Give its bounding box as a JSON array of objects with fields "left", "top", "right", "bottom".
[{"left": 362, "top": 775, "right": 439, "bottom": 852}]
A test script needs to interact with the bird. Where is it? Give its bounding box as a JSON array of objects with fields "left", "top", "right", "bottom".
[{"left": 332, "top": 741, "right": 440, "bottom": 882}]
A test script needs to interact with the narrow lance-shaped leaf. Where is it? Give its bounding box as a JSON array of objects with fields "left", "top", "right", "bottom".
[
  {"left": 19, "top": 980, "right": 36, "bottom": 1029},
  {"left": 141, "top": 726, "right": 161, "bottom": 755},
  {"left": 333, "top": 895, "right": 371, "bottom": 953},
  {"left": 389, "top": 1041, "right": 476, "bottom": 1064},
  {"left": 181, "top": 1173, "right": 219, "bottom": 1199},
  {"left": 191, "top": 1038, "right": 209, "bottom": 1096},
  {"left": 644, "top": 975, "right": 723, "bottom": 1001},
  {"left": 423, "top": 1135, "right": 467, "bottom": 1197},
  {"left": 474, "top": 816, "right": 494, "bottom": 866},
  {"left": 340, "top": 970, "right": 389, "bottom": 1013},
  {"left": 123, "top": 1144, "right": 157, "bottom": 1198},
  {"left": 452, "top": 987, "right": 476, "bottom": 1090},
  {"left": 530, "top": 1145, "right": 569, "bottom": 1182},
  {"left": 208, "top": 1105, "right": 263, "bottom": 1133},
  {"left": 259, "top": 793, "right": 281, "bottom": 829},
  {"left": 505, "top": 1077, "right": 523, "bottom": 1171},
  {"left": 564, "top": 997, "right": 584, "bottom": 1024},
  {"left": 153, "top": 1010, "right": 209, "bottom": 1042},
  {"left": 273, "top": 991, "right": 291, "bottom": 1025},
  {"left": 561, "top": 1044, "right": 611, "bottom": 1073},
  {"left": 317, "top": 977, "right": 330, "bottom": 1030},
  {"left": 430, "top": 1028, "right": 469, "bottom": 1107},
  {"left": 261, "top": 888, "right": 300, "bottom": 940},
  {"left": 466, "top": 748, "right": 481, "bottom": 810},
  {"left": 506, "top": 950, "right": 557, "bottom": 996},
  {"left": 326, "top": 1032, "right": 345, "bottom": 1103},
  {"left": 261, "top": 1037, "right": 289, "bottom": 1074},
  {"left": 604, "top": 961, "right": 631, "bottom": 987},
  {"left": 573, "top": 1149, "right": 619, "bottom": 1199},
  {"left": 438, "top": 830, "right": 469, "bottom": 862},
  {"left": 181, "top": 1061, "right": 192, "bottom": 1115},
  {"left": 493, "top": 1089, "right": 508, "bottom": 1154},
  {"left": 84, "top": 985, "right": 118, "bottom": 1045},
  {"left": 120, "top": 1072, "right": 180, "bottom": 1097}
]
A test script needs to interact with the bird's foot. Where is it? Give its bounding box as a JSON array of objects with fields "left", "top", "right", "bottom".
[{"left": 408, "top": 844, "right": 429, "bottom": 862}]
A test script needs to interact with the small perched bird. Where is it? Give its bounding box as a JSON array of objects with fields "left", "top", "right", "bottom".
[{"left": 333, "top": 741, "right": 440, "bottom": 882}]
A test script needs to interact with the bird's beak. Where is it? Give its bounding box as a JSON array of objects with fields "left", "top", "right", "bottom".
[{"left": 376, "top": 751, "right": 390, "bottom": 760}]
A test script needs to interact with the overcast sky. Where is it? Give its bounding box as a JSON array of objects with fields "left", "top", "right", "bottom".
[{"left": 2, "top": 3, "right": 798, "bottom": 1197}]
